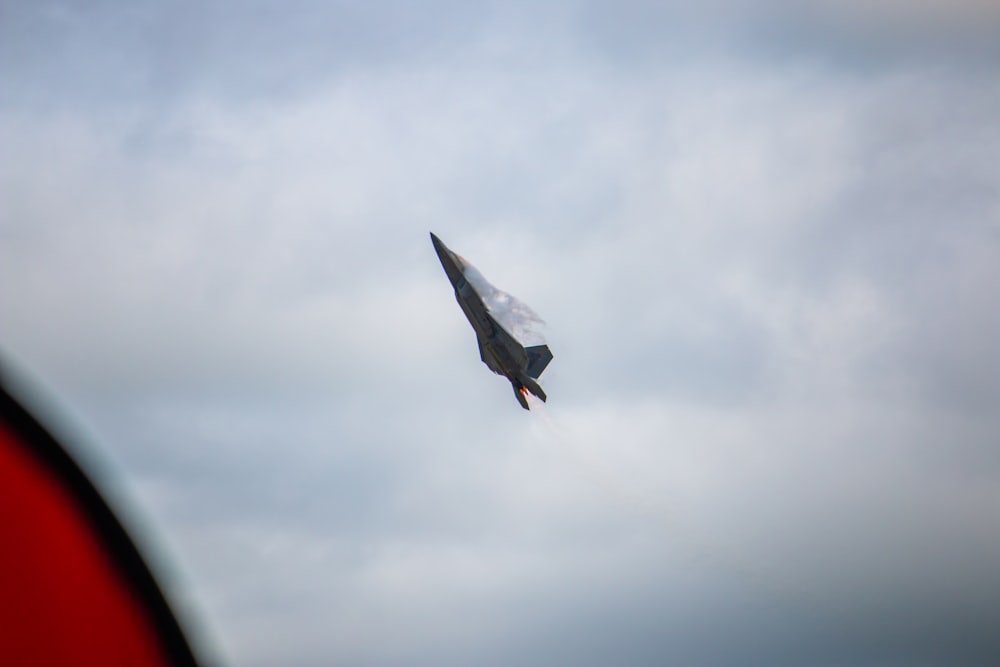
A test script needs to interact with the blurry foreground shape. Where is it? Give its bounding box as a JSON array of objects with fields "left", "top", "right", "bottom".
[{"left": 0, "top": 366, "right": 200, "bottom": 666}]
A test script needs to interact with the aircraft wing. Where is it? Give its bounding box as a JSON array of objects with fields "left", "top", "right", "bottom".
[
  {"left": 482, "top": 312, "right": 553, "bottom": 379},
  {"left": 483, "top": 312, "right": 529, "bottom": 368},
  {"left": 474, "top": 331, "right": 504, "bottom": 376}
]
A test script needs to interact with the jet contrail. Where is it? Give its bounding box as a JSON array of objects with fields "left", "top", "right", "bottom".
[
  {"left": 525, "top": 400, "right": 848, "bottom": 632},
  {"left": 463, "top": 264, "right": 547, "bottom": 347},
  {"left": 526, "top": 396, "right": 676, "bottom": 520}
]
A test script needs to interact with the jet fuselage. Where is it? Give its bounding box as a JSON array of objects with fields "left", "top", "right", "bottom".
[{"left": 430, "top": 233, "right": 552, "bottom": 409}]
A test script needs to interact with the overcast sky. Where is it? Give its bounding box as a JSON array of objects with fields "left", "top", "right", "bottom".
[{"left": 2, "top": 1, "right": 1000, "bottom": 665}]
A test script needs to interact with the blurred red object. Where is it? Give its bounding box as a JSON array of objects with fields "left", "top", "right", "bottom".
[{"left": 0, "top": 381, "right": 199, "bottom": 667}]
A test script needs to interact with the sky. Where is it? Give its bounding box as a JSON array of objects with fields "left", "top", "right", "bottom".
[{"left": 2, "top": 1, "right": 1000, "bottom": 665}]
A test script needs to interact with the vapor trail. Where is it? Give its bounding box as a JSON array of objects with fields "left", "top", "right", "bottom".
[
  {"left": 526, "top": 398, "right": 851, "bottom": 633},
  {"left": 527, "top": 395, "right": 676, "bottom": 520}
]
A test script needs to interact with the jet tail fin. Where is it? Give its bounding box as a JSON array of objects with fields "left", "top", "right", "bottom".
[
  {"left": 511, "top": 377, "right": 546, "bottom": 410},
  {"left": 521, "top": 376, "right": 547, "bottom": 403},
  {"left": 525, "top": 345, "right": 553, "bottom": 379},
  {"left": 512, "top": 382, "right": 530, "bottom": 410}
]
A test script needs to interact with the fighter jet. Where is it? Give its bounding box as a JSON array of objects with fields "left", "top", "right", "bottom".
[{"left": 431, "top": 232, "right": 553, "bottom": 410}]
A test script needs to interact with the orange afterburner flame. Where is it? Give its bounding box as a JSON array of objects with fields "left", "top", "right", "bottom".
[{"left": 519, "top": 386, "right": 529, "bottom": 397}]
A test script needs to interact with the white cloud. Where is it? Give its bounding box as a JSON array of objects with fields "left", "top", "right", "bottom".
[{"left": 2, "top": 3, "right": 999, "bottom": 665}]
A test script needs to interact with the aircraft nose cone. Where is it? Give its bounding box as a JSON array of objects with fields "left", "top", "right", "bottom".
[
  {"left": 430, "top": 232, "right": 465, "bottom": 286},
  {"left": 430, "top": 232, "right": 445, "bottom": 252},
  {"left": 430, "top": 232, "right": 450, "bottom": 261}
]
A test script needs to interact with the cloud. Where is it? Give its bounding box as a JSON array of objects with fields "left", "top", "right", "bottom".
[{"left": 2, "top": 2, "right": 999, "bottom": 666}]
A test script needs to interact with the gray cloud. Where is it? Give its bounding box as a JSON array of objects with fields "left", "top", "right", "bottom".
[{"left": 2, "top": 2, "right": 999, "bottom": 666}]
